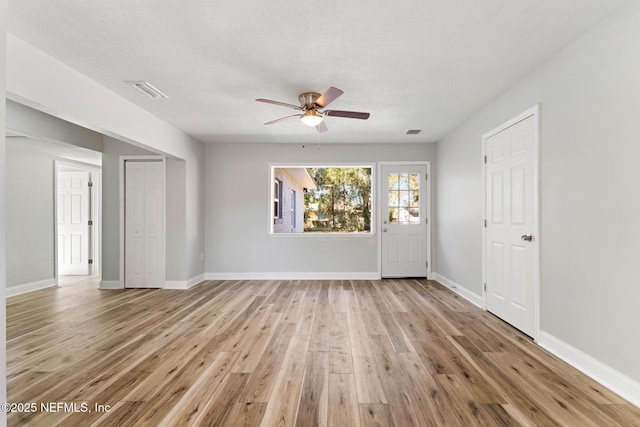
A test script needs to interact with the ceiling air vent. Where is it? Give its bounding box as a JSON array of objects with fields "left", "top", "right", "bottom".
[
  {"left": 406, "top": 129, "right": 422, "bottom": 135},
  {"left": 126, "top": 81, "right": 169, "bottom": 99}
]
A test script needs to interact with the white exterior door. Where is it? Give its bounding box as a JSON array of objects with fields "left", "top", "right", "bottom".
[
  {"left": 484, "top": 109, "right": 538, "bottom": 337},
  {"left": 58, "top": 170, "right": 90, "bottom": 275},
  {"left": 125, "top": 161, "right": 165, "bottom": 288},
  {"left": 381, "top": 164, "right": 429, "bottom": 278}
]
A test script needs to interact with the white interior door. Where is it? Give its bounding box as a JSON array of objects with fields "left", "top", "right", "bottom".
[
  {"left": 58, "top": 170, "right": 90, "bottom": 275},
  {"left": 125, "top": 160, "right": 165, "bottom": 288},
  {"left": 484, "top": 110, "right": 538, "bottom": 337},
  {"left": 381, "top": 164, "right": 429, "bottom": 278}
]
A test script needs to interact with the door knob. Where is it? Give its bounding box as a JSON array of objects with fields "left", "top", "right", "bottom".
[
  {"left": 383, "top": 228, "right": 388, "bottom": 232},
  {"left": 521, "top": 234, "right": 533, "bottom": 242}
]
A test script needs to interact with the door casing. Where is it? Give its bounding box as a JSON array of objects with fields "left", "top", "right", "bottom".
[{"left": 54, "top": 159, "right": 102, "bottom": 283}]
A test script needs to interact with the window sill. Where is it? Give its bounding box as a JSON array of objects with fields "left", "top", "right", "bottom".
[{"left": 268, "top": 231, "right": 376, "bottom": 238}]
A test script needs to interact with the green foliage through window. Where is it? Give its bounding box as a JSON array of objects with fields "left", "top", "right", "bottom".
[{"left": 304, "top": 167, "right": 372, "bottom": 233}]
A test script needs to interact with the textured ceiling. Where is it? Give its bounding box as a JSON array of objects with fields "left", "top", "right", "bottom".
[{"left": 7, "top": 0, "right": 628, "bottom": 144}]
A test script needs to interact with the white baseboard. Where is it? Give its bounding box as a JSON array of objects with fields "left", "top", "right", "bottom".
[
  {"left": 101, "top": 275, "right": 207, "bottom": 290},
  {"left": 165, "top": 274, "right": 206, "bottom": 290},
  {"left": 100, "top": 280, "right": 123, "bottom": 289},
  {"left": 537, "top": 331, "right": 640, "bottom": 407},
  {"left": 7, "top": 278, "right": 56, "bottom": 297},
  {"left": 432, "top": 274, "right": 640, "bottom": 407},
  {"left": 433, "top": 273, "right": 483, "bottom": 307},
  {"left": 205, "top": 272, "right": 380, "bottom": 281}
]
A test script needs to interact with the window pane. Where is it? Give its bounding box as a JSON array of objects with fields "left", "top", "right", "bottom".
[
  {"left": 398, "top": 208, "right": 410, "bottom": 224},
  {"left": 409, "top": 208, "right": 420, "bottom": 223},
  {"left": 388, "top": 174, "right": 399, "bottom": 190},
  {"left": 399, "top": 191, "right": 410, "bottom": 208},
  {"left": 273, "top": 167, "right": 372, "bottom": 234},
  {"left": 399, "top": 174, "right": 409, "bottom": 190},
  {"left": 409, "top": 173, "right": 420, "bottom": 190},
  {"left": 410, "top": 190, "right": 419, "bottom": 206},
  {"left": 389, "top": 207, "right": 399, "bottom": 223},
  {"left": 388, "top": 191, "right": 398, "bottom": 207}
]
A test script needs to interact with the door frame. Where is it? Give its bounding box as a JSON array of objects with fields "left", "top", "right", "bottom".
[
  {"left": 481, "top": 104, "right": 541, "bottom": 340},
  {"left": 54, "top": 159, "right": 102, "bottom": 284},
  {"left": 378, "top": 161, "right": 432, "bottom": 279},
  {"left": 119, "top": 155, "right": 166, "bottom": 288}
]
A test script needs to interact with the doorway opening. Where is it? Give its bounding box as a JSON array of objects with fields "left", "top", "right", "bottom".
[{"left": 54, "top": 160, "right": 102, "bottom": 286}]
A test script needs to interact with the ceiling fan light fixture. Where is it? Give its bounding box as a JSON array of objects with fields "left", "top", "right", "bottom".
[
  {"left": 256, "top": 87, "right": 369, "bottom": 133},
  {"left": 300, "top": 111, "right": 323, "bottom": 127}
]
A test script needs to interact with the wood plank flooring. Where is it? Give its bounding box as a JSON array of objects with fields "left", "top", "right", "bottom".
[{"left": 6, "top": 278, "right": 640, "bottom": 426}]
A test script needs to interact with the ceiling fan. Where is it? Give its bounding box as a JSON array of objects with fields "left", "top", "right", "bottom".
[{"left": 256, "top": 87, "right": 370, "bottom": 133}]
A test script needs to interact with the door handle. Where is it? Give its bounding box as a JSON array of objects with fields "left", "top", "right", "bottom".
[
  {"left": 383, "top": 228, "right": 388, "bottom": 232},
  {"left": 521, "top": 234, "right": 533, "bottom": 242}
]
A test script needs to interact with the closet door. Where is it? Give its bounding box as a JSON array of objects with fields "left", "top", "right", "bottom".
[{"left": 125, "top": 160, "right": 165, "bottom": 288}]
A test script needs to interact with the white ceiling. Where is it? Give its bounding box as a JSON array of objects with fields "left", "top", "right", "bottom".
[{"left": 7, "top": 0, "right": 628, "bottom": 144}]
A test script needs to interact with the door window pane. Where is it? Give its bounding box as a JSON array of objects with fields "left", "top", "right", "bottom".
[
  {"left": 388, "top": 192, "right": 398, "bottom": 206},
  {"left": 410, "top": 190, "right": 419, "bottom": 206},
  {"left": 388, "top": 173, "right": 420, "bottom": 224},
  {"left": 399, "top": 174, "right": 409, "bottom": 190},
  {"left": 389, "top": 174, "right": 399, "bottom": 190},
  {"left": 399, "top": 191, "right": 410, "bottom": 208}
]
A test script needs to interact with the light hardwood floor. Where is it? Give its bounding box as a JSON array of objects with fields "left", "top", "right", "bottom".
[{"left": 6, "top": 278, "right": 640, "bottom": 426}]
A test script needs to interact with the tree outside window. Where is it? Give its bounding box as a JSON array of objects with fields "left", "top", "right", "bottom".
[{"left": 303, "top": 167, "right": 372, "bottom": 233}]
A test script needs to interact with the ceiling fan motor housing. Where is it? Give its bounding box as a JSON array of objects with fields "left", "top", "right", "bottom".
[{"left": 299, "top": 92, "right": 321, "bottom": 109}]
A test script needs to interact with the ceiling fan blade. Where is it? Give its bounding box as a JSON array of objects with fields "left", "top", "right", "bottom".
[
  {"left": 324, "top": 110, "right": 370, "bottom": 120},
  {"left": 315, "top": 121, "right": 328, "bottom": 133},
  {"left": 264, "top": 114, "right": 301, "bottom": 125},
  {"left": 256, "top": 98, "right": 302, "bottom": 110},
  {"left": 314, "top": 87, "right": 344, "bottom": 108}
]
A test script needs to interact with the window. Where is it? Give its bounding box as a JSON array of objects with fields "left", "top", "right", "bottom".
[
  {"left": 387, "top": 173, "right": 420, "bottom": 224},
  {"left": 270, "top": 165, "right": 373, "bottom": 234},
  {"left": 273, "top": 178, "right": 282, "bottom": 222},
  {"left": 291, "top": 189, "right": 297, "bottom": 231}
]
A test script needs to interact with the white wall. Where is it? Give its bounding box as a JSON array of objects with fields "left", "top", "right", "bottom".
[
  {"left": 1, "top": 0, "right": 8, "bottom": 422},
  {"left": 6, "top": 34, "right": 206, "bottom": 284},
  {"left": 185, "top": 142, "right": 205, "bottom": 281},
  {"left": 6, "top": 100, "right": 102, "bottom": 152},
  {"left": 5, "top": 137, "right": 100, "bottom": 289},
  {"left": 5, "top": 107, "right": 104, "bottom": 292},
  {"left": 166, "top": 157, "right": 188, "bottom": 280},
  {"left": 5, "top": 102, "right": 195, "bottom": 286},
  {"left": 436, "top": 1, "right": 640, "bottom": 385},
  {"left": 205, "top": 143, "right": 435, "bottom": 277},
  {"left": 3, "top": 130, "right": 197, "bottom": 290}
]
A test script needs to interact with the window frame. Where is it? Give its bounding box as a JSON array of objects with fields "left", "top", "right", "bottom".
[
  {"left": 290, "top": 189, "right": 297, "bottom": 232},
  {"left": 269, "top": 163, "right": 376, "bottom": 237},
  {"left": 273, "top": 178, "right": 283, "bottom": 223}
]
